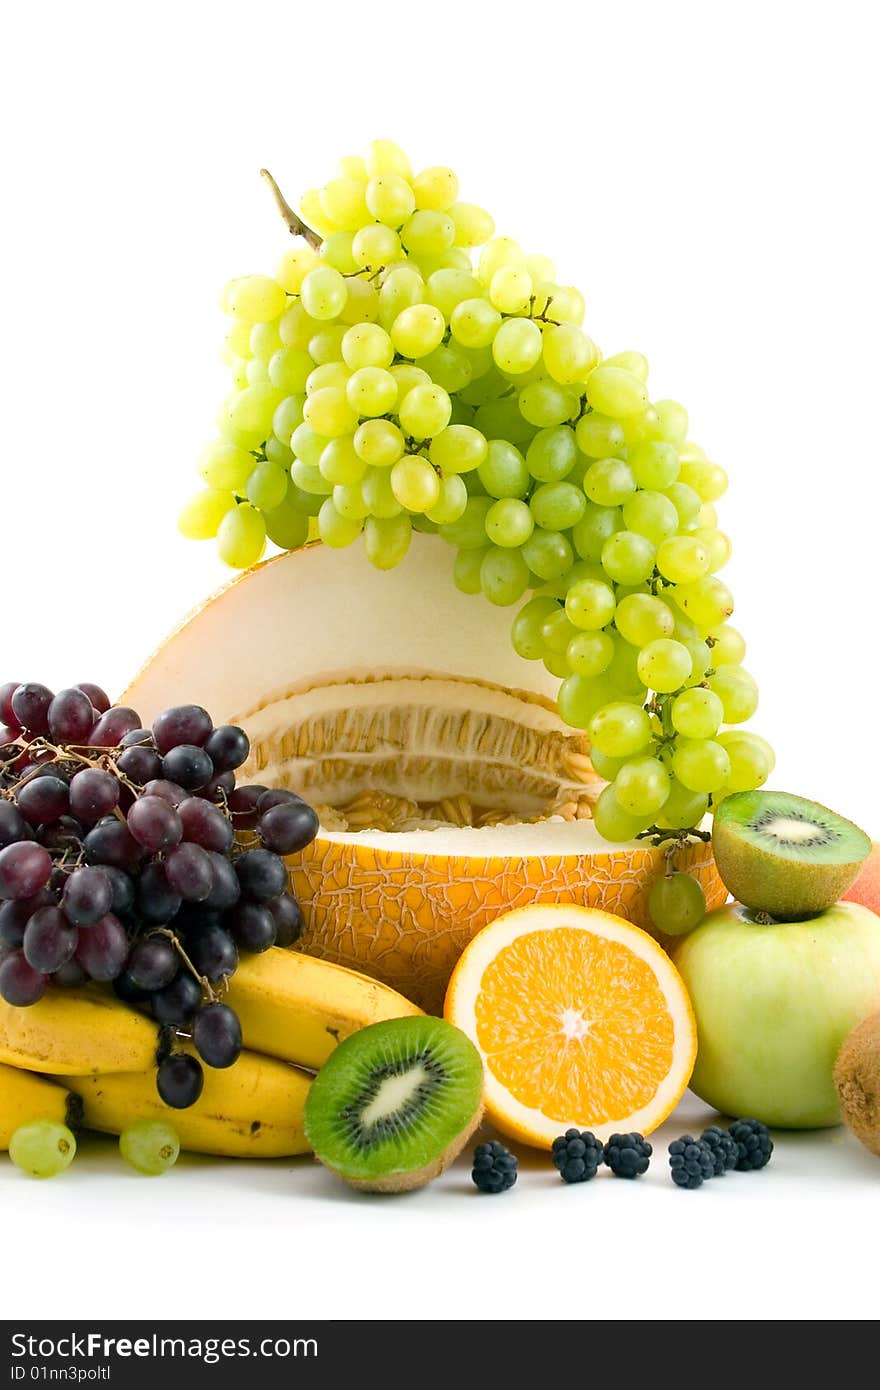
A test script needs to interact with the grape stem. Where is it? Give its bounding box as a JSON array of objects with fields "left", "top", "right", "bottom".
[
  {"left": 260, "top": 169, "right": 322, "bottom": 250},
  {"left": 636, "top": 825, "right": 711, "bottom": 848},
  {"left": 155, "top": 927, "right": 219, "bottom": 1005}
]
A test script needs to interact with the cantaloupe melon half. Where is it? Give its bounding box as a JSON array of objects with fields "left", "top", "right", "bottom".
[{"left": 124, "top": 536, "right": 725, "bottom": 1012}]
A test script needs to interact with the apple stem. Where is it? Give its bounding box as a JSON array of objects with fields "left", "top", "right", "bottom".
[{"left": 260, "top": 169, "right": 322, "bottom": 250}]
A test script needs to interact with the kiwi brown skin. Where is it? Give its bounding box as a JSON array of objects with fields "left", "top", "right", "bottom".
[
  {"left": 712, "top": 790, "right": 871, "bottom": 919},
  {"left": 336, "top": 1103, "right": 484, "bottom": 1194},
  {"left": 834, "top": 1011, "right": 880, "bottom": 1157}
]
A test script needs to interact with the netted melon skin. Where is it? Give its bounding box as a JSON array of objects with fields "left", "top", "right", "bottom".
[{"left": 288, "top": 841, "right": 726, "bottom": 1014}]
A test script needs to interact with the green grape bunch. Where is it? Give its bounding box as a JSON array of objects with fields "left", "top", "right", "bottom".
[{"left": 179, "top": 138, "right": 774, "bottom": 843}]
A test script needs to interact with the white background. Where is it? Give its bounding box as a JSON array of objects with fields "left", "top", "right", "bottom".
[{"left": 1, "top": 0, "right": 879, "bottom": 1323}]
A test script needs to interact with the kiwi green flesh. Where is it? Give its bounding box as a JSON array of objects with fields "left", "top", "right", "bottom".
[
  {"left": 303, "top": 1015, "right": 484, "bottom": 1192},
  {"left": 713, "top": 790, "right": 872, "bottom": 918}
]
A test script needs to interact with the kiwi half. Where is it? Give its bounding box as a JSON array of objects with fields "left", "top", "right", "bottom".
[
  {"left": 713, "top": 790, "right": 872, "bottom": 919},
  {"left": 303, "top": 1015, "right": 484, "bottom": 1193}
]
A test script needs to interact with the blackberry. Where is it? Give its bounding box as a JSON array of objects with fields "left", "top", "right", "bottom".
[
  {"left": 471, "top": 1140, "right": 518, "bottom": 1194},
  {"left": 551, "top": 1128, "right": 604, "bottom": 1184},
  {"left": 604, "top": 1131, "right": 652, "bottom": 1178},
  {"left": 669, "top": 1135, "right": 715, "bottom": 1189},
  {"left": 701, "top": 1124, "right": 738, "bottom": 1176},
  {"left": 729, "top": 1118, "right": 773, "bottom": 1171}
]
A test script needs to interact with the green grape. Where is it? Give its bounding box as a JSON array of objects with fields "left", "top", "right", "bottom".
[
  {"left": 320, "top": 177, "right": 370, "bottom": 231},
  {"left": 339, "top": 277, "right": 380, "bottom": 326},
  {"left": 679, "top": 457, "right": 728, "bottom": 501},
  {"left": 615, "top": 756, "right": 671, "bottom": 817},
  {"left": 450, "top": 298, "right": 502, "bottom": 349},
  {"left": 308, "top": 325, "right": 348, "bottom": 365},
  {"left": 622, "top": 490, "right": 679, "bottom": 544},
  {"left": 307, "top": 361, "right": 350, "bottom": 393},
  {"left": 565, "top": 578, "right": 616, "bottom": 630},
  {"left": 681, "top": 637, "right": 712, "bottom": 686},
  {"left": 364, "top": 512, "right": 412, "bottom": 569},
  {"left": 378, "top": 266, "right": 425, "bottom": 329},
  {"left": 439, "top": 496, "right": 493, "bottom": 548},
  {"left": 304, "top": 386, "right": 359, "bottom": 439},
  {"left": 217, "top": 503, "right": 267, "bottom": 568},
  {"left": 273, "top": 394, "right": 306, "bottom": 445},
  {"left": 656, "top": 535, "right": 711, "bottom": 584},
  {"left": 672, "top": 738, "right": 732, "bottom": 793},
  {"left": 592, "top": 783, "right": 650, "bottom": 842},
  {"left": 572, "top": 504, "right": 623, "bottom": 561},
  {"left": 265, "top": 491, "right": 310, "bottom": 549},
  {"left": 602, "top": 349, "right": 649, "bottom": 381},
  {"left": 542, "top": 650, "right": 570, "bottom": 678},
  {"left": 246, "top": 460, "right": 288, "bottom": 511},
  {"left": 178, "top": 489, "right": 235, "bottom": 540},
  {"left": 526, "top": 426, "right": 577, "bottom": 482},
  {"left": 692, "top": 527, "right": 732, "bottom": 572},
  {"left": 391, "top": 456, "right": 441, "bottom": 513},
  {"left": 286, "top": 482, "right": 324, "bottom": 516},
  {"left": 589, "top": 702, "right": 652, "bottom": 757},
  {"left": 655, "top": 779, "right": 709, "bottom": 830},
  {"left": 264, "top": 435, "right": 293, "bottom": 467},
  {"left": 332, "top": 481, "right": 370, "bottom": 522},
  {"left": 341, "top": 322, "right": 395, "bottom": 370},
  {"left": 653, "top": 399, "right": 689, "bottom": 444},
  {"left": 365, "top": 173, "right": 416, "bottom": 226},
  {"left": 518, "top": 380, "right": 577, "bottom": 428},
  {"left": 226, "top": 275, "right": 286, "bottom": 323},
  {"left": 477, "top": 236, "right": 523, "bottom": 282},
  {"left": 390, "top": 304, "right": 446, "bottom": 358},
  {"left": 425, "top": 474, "right": 468, "bottom": 524},
  {"left": 245, "top": 357, "right": 270, "bottom": 386},
  {"left": 527, "top": 482, "right": 582, "bottom": 531},
  {"left": 711, "top": 624, "right": 746, "bottom": 665},
  {"left": 717, "top": 731, "right": 776, "bottom": 791},
  {"left": 521, "top": 528, "right": 573, "bottom": 581},
  {"left": 600, "top": 531, "right": 656, "bottom": 585},
  {"left": 250, "top": 321, "right": 283, "bottom": 360},
  {"left": 492, "top": 318, "right": 543, "bottom": 373},
  {"left": 226, "top": 383, "right": 282, "bottom": 437},
  {"left": 663, "top": 482, "right": 702, "bottom": 529},
  {"left": 276, "top": 245, "right": 322, "bottom": 293},
  {"left": 352, "top": 222, "right": 401, "bottom": 270},
  {"left": 478, "top": 440, "right": 529, "bottom": 498},
  {"left": 401, "top": 210, "right": 456, "bottom": 257},
  {"left": 474, "top": 397, "right": 535, "bottom": 446},
  {"left": 119, "top": 1119, "right": 181, "bottom": 1176},
  {"left": 413, "top": 165, "right": 459, "bottom": 210},
  {"left": 198, "top": 441, "right": 254, "bottom": 492},
  {"left": 488, "top": 264, "right": 532, "bottom": 314},
  {"left": 671, "top": 687, "right": 724, "bottom": 739},
  {"left": 425, "top": 269, "right": 482, "bottom": 320},
  {"left": 566, "top": 629, "right": 615, "bottom": 676},
  {"left": 454, "top": 546, "right": 489, "bottom": 594},
  {"left": 292, "top": 425, "right": 327, "bottom": 469},
  {"left": 637, "top": 638, "right": 693, "bottom": 693},
  {"left": 575, "top": 414, "right": 626, "bottom": 458},
  {"left": 318, "top": 497, "right": 364, "bottom": 547},
  {"left": 267, "top": 348, "right": 313, "bottom": 394},
  {"left": 292, "top": 460, "right": 332, "bottom": 497},
  {"left": 319, "top": 436, "right": 366, "bottom": 486},
  {"left": 540, "top": 559, "right": 604, "bottom": 599},
  {"left": 429, "top": 424, "right": 488, "bottom": 474},
  {"left": 485, "top": 497, "right": 534, "bottom": 547},
  {"left": 588, "top": 747, "right": 627, "bottom": 780},
  {"left": 673, "top": 575, "right": 734, "bottom": 628},
  {"left": 362, "top": 468, "right": 403, "bottom": 518},
  {"left": 225, "top": 319, "right": 254, "bottom": 358},
  {"left": 584, "top": 457, "right": 637, "bottom": 507},
  {"left": 542, "top": 607, "right": 579, "bottom": 654},
  {"left": 615, "top": 594, "right": 675, "bottom": 646},
  {"left": 9, "top": 1121, "right": 77, "bottom": 1179},
  {"left": 585, "top": 365, "right": 649, "bottom": 417},
  {"left": 628, "top": 442, "right": 680, "bottom": 490},
  {"left": 346, "top": 366, "right": 398, "bottom": 417},
  {"left": 606, "top": 636, "right": 646, "bottom": 696},
  {"left": 534, "top": 282, "right": 585, "bottom": 325},
  {"left": 449, "top": 201, "right": 495, "bottom": 247},
  {"left": 418, "top": 344, "right": 472, "bottom": 394},
  {"left": 300, "top": 266, "right": 348, "bottom": 321},
  {"left": 542, "top": 324, "right": 599, "bottom": 384},
  {"left": 557, "top": 675, "right": 620, "bottom": 729},
  {"left": 481, "top": 546, "right": 530, "bottom": 605},
  {"left": 649, "top": 873, "right": 706, "bottom": 936},
  {"left": 366, "top": 139, "right": 412, "bottom": 177},
  {"left": 321, "top": 231, "right": 359, "bottom": 275},
  {"left": 353, "top": 418, "right": 405, "bottom": 468},
  {"left": 511, "top": 595, "right": 559, "bottom": 659},
  {"left": 707, "top": 666, "right": 759, "bottom": 723},
  {"left": 393, "top": 383, "right": 449, "bottom": 439},
  {"left": 279, "top": 300, "right": 320, "bottom": 349}
]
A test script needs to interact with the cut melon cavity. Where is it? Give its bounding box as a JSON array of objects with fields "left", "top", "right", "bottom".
[{"left": 125, "top": 536, "right": 726, "bottom": 1010}]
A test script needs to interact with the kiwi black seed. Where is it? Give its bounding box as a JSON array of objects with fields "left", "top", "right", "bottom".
[
  {"left": 303, "top": 1014, "right": 484, "bottom": 1193},
  {"left": 713, "top": 789, "right": 872, "bottom": 919}
]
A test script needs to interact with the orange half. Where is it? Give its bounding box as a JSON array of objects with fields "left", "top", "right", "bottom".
[{"left": 445, "top": 903, "right": 696, "bottom": 1148}]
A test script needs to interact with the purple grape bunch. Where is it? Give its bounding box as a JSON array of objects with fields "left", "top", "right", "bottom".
[{"left": 0, "top": 681, "right": 319, "bottom": 1109}]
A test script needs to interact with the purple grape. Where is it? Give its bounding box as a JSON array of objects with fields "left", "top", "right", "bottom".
[
  {"left": 235, "top": 848, "right": 287, "bottom": 904},
  {"left": 53, "top": 958, "right": 88, "bottom": 988},
  {"left": 186, "top": 921, "right": 239, "bottom": 982},
  {"left": 193, "top": 1002, "right": 242, "bottom": 1069},
  {"left": 10, "top": 684, "right": 54, "bottom": 735},
  {"left": 62, "top": 865, "right": 113, "bottom": 927},
  {"left": 127, "top": 935, "right": 178, "bottom": 991},
  {"left": 152, "top": 705, "right": 213, "bottom": 755},
  {"left": 204, "top": 725, "right": 250, "bottom": 773},
  {"left": 69, "top": 768, "right": 119, "bottom": 821},
  {"left": 0, "top": 682, "right": 21, "bottom": 728},
  {"left": 117, "top": 744, "right": 163, "bottom": 785},
  {"left": 127, "top": 795, "right": 183, "bottom": 851},
  {"left": 197, "top": 771, "right": 236, "bottom": 802},
  {"left": 227, "top": 784, "right": 268, "bottom": 831},
  {"left": 102, "top": 866, "right": 135, "bottom": 916},
  {"left": 161, "top": 745, "right": 214, "bottom": 791},
  {"left": 0, "top": 842, "right": 52, "bottom": 900},
  {"left": 36, "top": 816, "right": 83, "bottom": 854},
  {"left": 152, "top": 970, "right": 202, "bottom": 1024},
  {"left": 178, "top": 797, "right": 233, "bottom": 852},
  {"left": 23, "top": 906, "right": 78, "bottom": 973},
  {"left": 74, "top": 913, "right": 129, "bottom": 981},
  {"left": 119, "top": 727, "right": 153, "bottom": 748},
  {"left": 136, "top": 862, "right": 182, "bottom": 924},
  {"left": 47, "top": 688, "right": 97, "bottom": 743},
  {"left": 257, "top": 788, "right": 303, "bottom": 814},
  {"left": 157, "top": 1053, "right": 204, "bottom": 1109},
  {"left": 0, "top": 950, "right": 47, "bottom": 1005},
  {"left": 76, "top": 683, "right": 110, "bottom": 714},
  {"left": 142, "top": 779, "right": 187, "bottom": 807},
  {"left": 267, "top": 892, "right": 304, "bottom": 948},
  {"left": 113, "top": 969, "right": 148, "bottom": 1003},
  {"left": 83, "top": 819, "right": 143, "bottom": 870},
  {"left": 16, "top": 775, "right": 70, "bottom": 826},
  {"left": 258, "top": 801, "right": 319, "bottom": 856},
  {"left": 202, "top": 852, "right": 240, "bottom": 912},
  {"left": 0, "top": 891, "right": 53, "bottom": 946},
  {"left": 164, "top": 842, "right": 213, "bottom": 901},
  {"left": 88, "top": 706, "right": 142, "bottom": 748},
  {"left": 0, "top": 801, "right": 30, "bottom": 848},
  {"left": 224, "top": 901, "right": 277, "bottom": 952}
]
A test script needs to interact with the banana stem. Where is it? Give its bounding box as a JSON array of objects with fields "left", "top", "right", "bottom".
[{"left": 260, "top": 169, "right": 322, "bottom": 249}]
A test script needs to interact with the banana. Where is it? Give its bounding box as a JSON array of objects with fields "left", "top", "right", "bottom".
[
  {"left": 63, "top": 1046, "right": 312, "bottom": 1158},
  {"left": 227, "top": 947, "right": 423, "bottom": 1070},
  {"left": 0, "top": 990, "right": 164, "bottom": 1076},
  {"left": 0, "top": 1063, "right": 82, "bottom": 1149}
]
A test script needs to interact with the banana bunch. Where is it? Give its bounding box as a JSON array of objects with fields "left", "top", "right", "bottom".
[{"left": 0, "top": 949, "right": 421, "bottom": 1158}]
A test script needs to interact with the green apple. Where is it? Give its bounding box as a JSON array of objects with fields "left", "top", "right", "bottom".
[{"left": 674, "top": 900, "right": 880, "bottom": 1127}]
